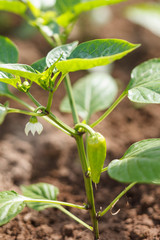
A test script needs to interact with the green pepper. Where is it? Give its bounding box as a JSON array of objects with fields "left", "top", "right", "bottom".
[{"left": 87, "top": 132, "right": 107, "bottom": 184}]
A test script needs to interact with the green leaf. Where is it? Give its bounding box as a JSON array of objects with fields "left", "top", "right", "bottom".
[
  {"left": 0, "top": 80, "right": 12, "bottom": 96},
  {"left": 108, "top": 139, "right": 160, "bottom": 183},
  {"left": 0, "top": 64, "right": 44, "bottom": 90},
  {"left": 0, "top": 0, "right": 27, "bottom": 16},
  {"left": 56, "top": 0, "right": 127, "bottom": 27},
  {"left": 31, "top": 57, "right": 47, "bottom": 73},
  {"left": 0, "top": 104, "right": 7, "bottom": 125},
  {"left": 21, "top": 183, "right": 59, "bottom": 211},
  {"left": 0, "top": 71, "right": 21, "bottom": 89},
  {"left": 60, "top": 72, "right": 118, "bottom": 121},
  {"left": 46, "top": 41, "right": 78, "bottom": 68},
  {"left": 126, "top": 58, "right": 160, "bottom": 104},
  {"left": 0, "top": 36, "right": 19, "bottom": 96},
  {"left": 0, "top": 191, "right": 26, "bottom": 226},
  {"left": 126, "top": 3, "right": 160, "bottom": 37},
  {"left": 56, "top": 39, "right": 140, "bottom": 73},
  {"left": 0, "top": 35, "right": 18, "bottom": 64}
]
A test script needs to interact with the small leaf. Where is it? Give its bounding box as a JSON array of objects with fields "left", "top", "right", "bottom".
[
  {"left": 0, "top": 104, "right": 7, "bottom": 125},
  {"left": 31, "top": 57, "right": 47, "bottom": 73},
  {"left": 0, "top": 191, "right": 26, "bottom": 226},
  {"left": 0, "top": 0, "right": 27, "bottom": 16},
  {"left": 126, "top": 58, "right": 160, "bottom": 103},
  {"left": 126, "top": 3, "right": 160, "bottom": 37},
  {"left": 56, "top": 39, "right": 140, "bottom": 73},
  {"left": 46, "top": 41, "right": 78, "bottom": 68},
  {"left": 60, "top": 72, "right": 118, "bottom": 121},
  {"left": 108, "top": 139, "right": 160, "bottom": 183},
  {"left": 0, "top": 64, "right": 44, "bottom": 89},
  {"left": 56, "top": 0, "right": 127, "bottom": 27},
  {"left": 21, "top": 183, "right": 59, "bottom": 211},
  {"left": 0, "top": 71, "right": 21, "bottom": 89},
  {"left": 0, "top": 35, "right": 18, "bottom": 63}
]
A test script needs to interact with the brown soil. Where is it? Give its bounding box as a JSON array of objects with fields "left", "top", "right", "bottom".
[{"left": 0, "top": 1, "right": 160, "bottom": 239}]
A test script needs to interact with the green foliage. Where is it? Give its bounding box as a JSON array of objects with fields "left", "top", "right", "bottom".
[
  {"left": 21, "top": 183, "right": 59, "bottom": 211},
  {"left": 60, "top": 72, "right": 118, "bottom": 121},
  {"left": 126, "top": 58, "right": 160, "bottom": 103},
  {"left": 56, "top": 39, "right": 140, "bottom": 73},
  {"left": 0, "top": 191, "right": 26, "bottom": 226},
  {"left": 108, "top": 139, "right": 160, "bottom": 183},
  {"left": 126, "top": 3, "right": 160, "bottom": 37},
  {"left": 46, "top": 41, "right": 78, "bottom": 68},
  {"left": 0, "top": 0, "right": 27, "bottom": 16},
  {"left": 31, "top": 57, "right": 47, "bottom": 73},
  {"left": 0, "top": 35, "right": 18, "bottom": 64},
  {"left": 55, "top": 0, "right": 127, "bottom": 27},
  {"left": 0, "top": 103, "right": 7, "bottom": 124}
]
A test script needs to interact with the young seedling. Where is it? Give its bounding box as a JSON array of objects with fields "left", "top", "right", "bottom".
[{"left": 0, "top": 1, "right": 160, "bottom": 239}]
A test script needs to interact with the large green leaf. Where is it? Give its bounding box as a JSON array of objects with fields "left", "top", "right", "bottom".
[
  {"left": 0, "top": 35, "right": 18, "bottom": 64},
  {"left": 0, "top": 0, "right": 27, "bottom": 16},
  {"left": 60, "top": 72, "right": 118, "bottom": 121},
  {"left": 0, "top": 82, "right": 11, "bottom": 96},
  {"left": 31, "top": 57, "right": 47, "bottom": 73},
  {"left": 126, "top": 3, "right": 160, "bottom": 37},
  {"left": 21, "top": 183, "right": 59, "bottom": 211},
  {"left": 108, "top": 139, "right": 160, "bottom": 183},
  {"left": 46, "top": 41, "right": 78, "bottom": 67},
  {"left": 126, "top": 59, "right": 160, "bottom": 103},
  {"left": 0, "top": 36, "right": 19, "bottom": 96},
  {"left": 56, "top": 0, "right": 127, "bottom": 27},
  {"left": 0, "top": 191, "right": 26, "bottom": 226},
  {"left": 56, "top": 39, "right": 140, "bottom": 73}
]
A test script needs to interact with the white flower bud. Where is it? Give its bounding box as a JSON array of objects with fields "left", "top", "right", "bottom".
[{"left": 25, "top": 116, "right": 43, "bottom": 136}]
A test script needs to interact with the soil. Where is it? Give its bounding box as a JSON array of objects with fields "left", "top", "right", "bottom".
[{"left": 0, "top": 1, "right": 160, "bottom": 239}]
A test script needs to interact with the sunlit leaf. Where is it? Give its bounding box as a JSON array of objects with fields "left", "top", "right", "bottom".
[
  {"left": 21, "top": 183, "right": 59, "bottom": 211},
  {"left": 0, "top": 0, "right": 27, "bottom": 16},
  {"left": 126, "top": 58, "right": 160, "bottom": 103},
  {"left": 56, "top": 0, "right": 127, "bottom": 27},
  {"left": 0, "top": 191, "right": 26, "bottom": 226},
  {"left": 60, "top": 72, "right": 118, "bottom": 121},
  {"left": 56, "top": 39, "right": 140, "bottom": 73},
  {"left": 108, "top": 139, "right": 160, "bottom": 183},
  {"left": 126, "top": 3, "right": 160, "bottom": 37},
  {"left": 46, "top": 41, "right": 78, "bottom": 67}
]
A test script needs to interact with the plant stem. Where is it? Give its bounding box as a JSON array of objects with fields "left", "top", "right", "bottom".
[
  {"left": 7, "top": 108, "right": 44, "bottom": 117},
  {"left": 98, "top": 182, "right": 136, "bottom": 218},
  {"left": 48, "top": 112, "right": 77, "bottom": 136},
  {"left": 90, "top": 91, "right": 127, "bottom": 128},
  {"left": 101, "top": 166, "right": 108, "bottom": 173},
  {"left": 46, "top": 91, "right": 54, "bottom": 112},
  {"left": 6, "top": 94, "right": 34, "bottom": 110},
  {"left": 76, "top": 135, "right": 99, "bottom": 240},
  {"left": 57, "top": 205, "right": 93, "bottom": 231},
  {"left": 75, "top": 123, "right": 95, "bottom": 135},
  {"left": 26, "top": 92, "right": 41, "bottom": 107},
  {"left": 64, "top": 74, "right": 80, "bottom": 124},
  {"left": 53, "top": 34, "right": 80, "bottom": 125},
  {"left": 25, "top": 198, "right": 86, "bottom": 210}
]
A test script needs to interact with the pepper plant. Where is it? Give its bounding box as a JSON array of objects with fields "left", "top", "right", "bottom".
[{"left": 0, "top": 1, "right": 160, "bottom": 239}]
